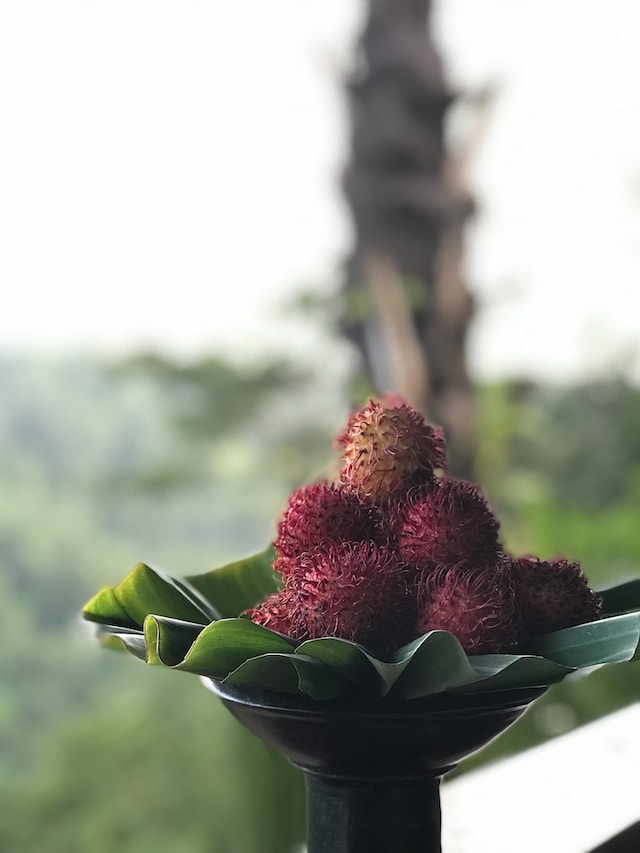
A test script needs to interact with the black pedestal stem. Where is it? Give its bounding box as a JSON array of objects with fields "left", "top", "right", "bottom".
[{"left": 305, "top": 772, "right": 441, "bottom": 853}]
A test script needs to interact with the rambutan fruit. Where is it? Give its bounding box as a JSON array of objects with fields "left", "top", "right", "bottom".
[
  {"left": 253, "top": 542, "right": 417, "bottom": 656},
  {"left": 417, "top": 562, "right": 518, "bottom": 654},
  {"left": 511, "top": 556, "right": 603, "bottom": 642},
  {"left": 336, "top": 398, "right": 447, "bottom": 503},
  {"left": 245, "top": 588, "right": 310, "bottom": 640},
  {"left": 397, "top": 478, "right": 501, "bottom": 571},
  {"left": 273, "top": 481, "right": 382, "bottom": 576}
]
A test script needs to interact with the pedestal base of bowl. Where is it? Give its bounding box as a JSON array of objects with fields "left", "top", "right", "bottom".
[{"left": 207, "top": 682, "right": 545, "bottom": 853}]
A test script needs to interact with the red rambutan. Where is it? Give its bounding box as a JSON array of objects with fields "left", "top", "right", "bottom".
[
  {"left": 417, "top": 562, "right": 518, "bottom": 654},
  {"left": 397, "top": 478, "right": 501, "bottom": 571},
  {"left": 511, "top": 556, "right": 603, "bottom": 642},
  {"left": 273, "top": 481, "right": 382, "bottom": 576},
  {"left": 256, "top": 542, "right": 416, "bottom": 656},
  {"left": 244, "top": 588, "right": 311, "bottom": 641},
  {"left": 336, "top": 398, "right": 447, "bottom": 503}
]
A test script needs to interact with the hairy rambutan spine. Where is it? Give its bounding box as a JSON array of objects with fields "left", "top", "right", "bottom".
[
  {"left": 337, "top": 398, "right": 447, "bottom": 503},
  {"left": 417, "top": 562, "right": 518, "bottom": 654},
  {"left": 511, "top": 556, "right": 603, "bottom": 642},
  {"left": 250, "top": 541, "right": 417, "bottom": 656},
  {"left": 397, "top": 478, "right": 501, "bottom": 570},
  {"left": 273, "top": 481, "right": 382, "bottom": 576}
]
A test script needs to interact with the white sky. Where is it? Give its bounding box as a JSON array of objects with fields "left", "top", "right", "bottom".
[{"left": 1, "top": 0, "right": 639, "bottom": 382}]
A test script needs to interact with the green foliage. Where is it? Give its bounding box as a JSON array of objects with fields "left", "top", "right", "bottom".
[
  {"left": 477, "top": 379, "right": 640, "bottom": 513},
  {"left": 0, "top": 356, "right": 306, "bottom": 853},
  {"left": 186, "top": 546, "right": 279, "bottom": 618},
  {"left": 115, "top": 352, "right": 306, "bottom": 440},
  {"left": 0, "top": 680, "right": 304, "bottom": 853},
  {"left": 111, "top": 350, "right": 342, "bottom": 491}
]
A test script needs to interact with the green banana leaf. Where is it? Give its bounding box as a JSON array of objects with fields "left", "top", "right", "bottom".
[
  {"left": 223, "top": 653, "right": 351, "bottom": 700},
  {"left": 600, "top": 578, "right": 640, "bottom": 615},
  {"left": 84, "top": 562, "right": 215, "bottom": 627},
  {"left": 145, "top": 616, "right": 295, "bottom": 675},
  {"left": 529, "top": 612, "right": 640, "bottom": 667},
  {"left": 83, "top": 548, "right": 640, "bottom": 702},
  {"left": 186, "top": 545, "right": 280, "bottom": 618}
]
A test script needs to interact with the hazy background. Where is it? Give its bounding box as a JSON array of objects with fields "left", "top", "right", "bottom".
[
  {"left": 2, "top": 0, "right": 640, "bottom": 378},
  {"left": 1, "top": 2, "right": 639, "bottom": 851}
]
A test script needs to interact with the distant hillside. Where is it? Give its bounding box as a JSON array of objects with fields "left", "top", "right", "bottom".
[{"left": 0, "top": 355, "right": 291, "bottom": 777}]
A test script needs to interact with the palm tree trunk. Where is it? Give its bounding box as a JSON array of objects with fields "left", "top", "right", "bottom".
[{"left": 341, "top": 0, "right": 483, "bottom": 479}]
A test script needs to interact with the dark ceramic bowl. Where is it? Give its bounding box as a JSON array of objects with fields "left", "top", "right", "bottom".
[{"left": 207, "top": 680, "right": 546, "bottom": 852}]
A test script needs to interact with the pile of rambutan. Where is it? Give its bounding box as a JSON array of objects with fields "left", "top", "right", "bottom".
[{"left": 246, "top": 397, "right": 602, "bottom": 658}]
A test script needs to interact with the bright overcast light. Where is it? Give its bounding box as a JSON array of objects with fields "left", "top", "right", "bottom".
[{"left": 1, "top": 0, "right": 639, "bottom": 382}]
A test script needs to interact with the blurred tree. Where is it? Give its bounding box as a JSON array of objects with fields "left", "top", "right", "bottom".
[
  {"left": 476, "top": 379, "right": 640, "bottom": 514},
  {"left": 116, "top": 353, "right": 304, "bottom": 442},
  {"left": 341, "top": 0, "right": 493, "bottom": 477},
  {"left": 511, "top": 380, "right": 640, "bottom": 510},
  {"left": 111, "top": 351, "right": 340, "bottom": 493}
]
